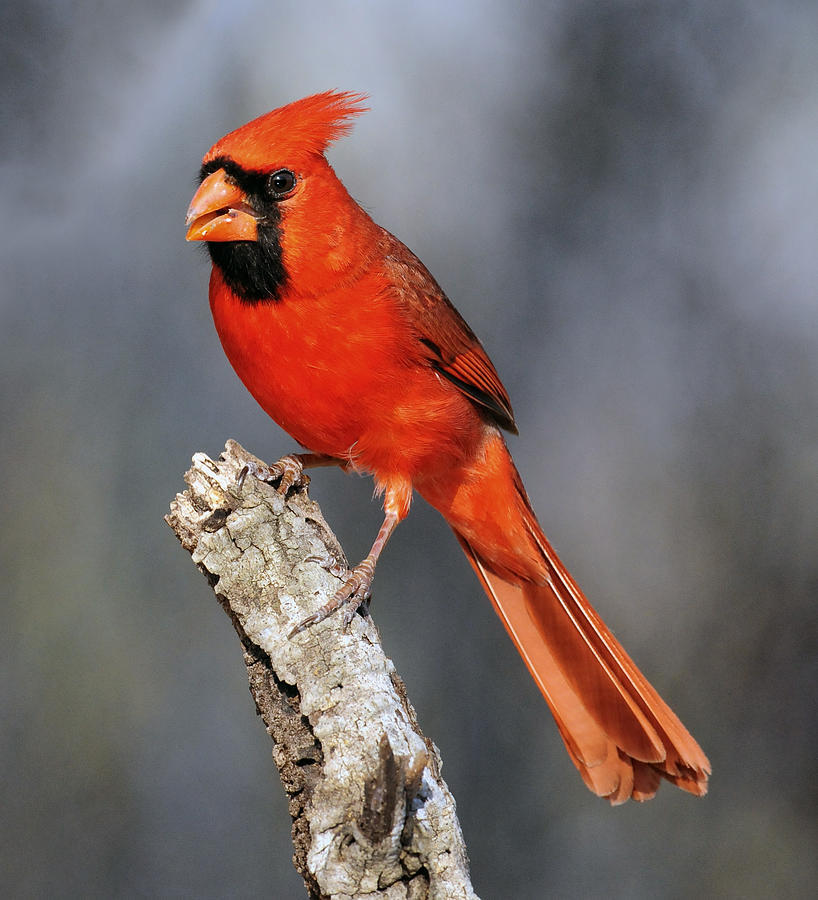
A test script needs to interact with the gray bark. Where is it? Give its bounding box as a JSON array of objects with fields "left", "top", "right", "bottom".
[{"left": 166, "top": 440, "right": 477, "bottom": 900}]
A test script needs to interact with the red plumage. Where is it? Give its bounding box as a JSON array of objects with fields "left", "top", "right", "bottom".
[
  {"left": 186, "top": 91, "right": 710, "bottom": 803},
  {"left": 205, "top": 90, "right": 368, "bottom": 169}
]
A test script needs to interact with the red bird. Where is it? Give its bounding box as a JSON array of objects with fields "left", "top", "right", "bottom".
[{"left": 186, "top": 91, "right": 709, "bottom": 803}]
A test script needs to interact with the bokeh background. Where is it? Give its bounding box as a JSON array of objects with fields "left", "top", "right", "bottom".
[{"left": 2, "top": 1, "right": 816, "bottom": 897}]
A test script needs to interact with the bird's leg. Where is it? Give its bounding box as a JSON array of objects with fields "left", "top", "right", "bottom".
[
  {"left": 237, "top": 452, "right": 345, "bottom": 494},
  {"left": 289, "top": 510, "right": 400, "bottom": 637}
]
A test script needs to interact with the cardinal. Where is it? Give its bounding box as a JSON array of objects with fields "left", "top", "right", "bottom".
[{"left": 186, "top": 90, "right": 709, "bottom": 803}]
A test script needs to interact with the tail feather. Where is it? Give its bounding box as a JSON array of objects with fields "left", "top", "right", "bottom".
[
  {"left": 525, "top": 520, "right": 710, "bottom": 789},
  {"left": 631, "top": 761, "right": 663, "bottom": 801},
  {"left": 420, "top": 428, "right": 709, "bottom": 803},
  {"left": 456, "top": 530, "right": 710, "bottom": 803}
]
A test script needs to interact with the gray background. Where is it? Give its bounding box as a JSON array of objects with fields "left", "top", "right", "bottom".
[{"left": 2, "top": 1, "right": 816, "bottom": 897}]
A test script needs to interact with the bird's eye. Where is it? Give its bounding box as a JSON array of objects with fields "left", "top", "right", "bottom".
[{"left": 268, "top": 169, "right": 296, "bottom": 199}]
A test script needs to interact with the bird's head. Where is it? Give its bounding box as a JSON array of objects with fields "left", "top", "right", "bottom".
[{"left": 186, "top": 90, "right": 372, "bottom": 302}]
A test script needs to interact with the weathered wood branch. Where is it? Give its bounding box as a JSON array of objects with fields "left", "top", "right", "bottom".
[{"left": 166, "top": 440, "right": 477, "bottom": 900}]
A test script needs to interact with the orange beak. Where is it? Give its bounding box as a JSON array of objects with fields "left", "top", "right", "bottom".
[{"left": 185, "top": 169, "right": 259, "bottom": 242}]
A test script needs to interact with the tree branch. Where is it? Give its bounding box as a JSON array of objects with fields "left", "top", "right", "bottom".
[{"left": 166, "top": 440, "right": 477, "bottom": 900}]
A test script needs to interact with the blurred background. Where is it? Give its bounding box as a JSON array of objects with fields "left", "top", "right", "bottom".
[{"left": 2, "top": 1, "right": 816, "bottom": 897}]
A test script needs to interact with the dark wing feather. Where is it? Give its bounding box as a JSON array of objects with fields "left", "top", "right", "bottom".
[{"left": 382, "top": 233, "right": 517, "bottom": 433}]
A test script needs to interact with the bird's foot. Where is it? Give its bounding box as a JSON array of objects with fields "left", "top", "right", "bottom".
[
  {"left": 237, "top": 454, "right": 309, "bottom": 495},
  {"left": 288, "top": 559, "right": 375, "bottom": 638}
]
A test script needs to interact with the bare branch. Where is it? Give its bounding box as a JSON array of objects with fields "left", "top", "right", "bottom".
[{"left": 166, "top": 440, "right": 478, "bottom": 900}]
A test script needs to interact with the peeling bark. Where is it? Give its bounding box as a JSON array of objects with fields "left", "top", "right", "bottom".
[{"left": 166, "top": 440, "right": 477, "bottom": 899}]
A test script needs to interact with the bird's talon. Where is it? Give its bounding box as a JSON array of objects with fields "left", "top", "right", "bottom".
[
  {"left": 288, "top": 562, "right": 375, "bottom": 637},
  {"left": 236, "top": 455, "right": 307, "bottom": 495},
  {"left": 287, "top": 615, "right": 317, "bottom": 639},
  {"left": 342, "top": 596, "right": 370, "bottom": 627},
  {"left": 304, "top": 551, "right": 347, "bottom": 577}
]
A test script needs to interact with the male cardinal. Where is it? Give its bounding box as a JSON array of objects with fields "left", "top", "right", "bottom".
[{"left": 186, "top": 90, "right": 709, "bottom": 803}]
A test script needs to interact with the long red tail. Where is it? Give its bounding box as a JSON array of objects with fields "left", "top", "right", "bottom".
[{"left": 421, "top": 432, "right": 710, "bottom": 803}]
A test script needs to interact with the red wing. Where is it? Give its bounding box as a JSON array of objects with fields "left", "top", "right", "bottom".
[{"left": 382, "top": 234, "right": 517, "bottom": 433}]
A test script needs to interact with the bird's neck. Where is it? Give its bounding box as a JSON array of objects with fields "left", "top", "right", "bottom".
[{"left": 279, "top": 173, "right": 385, "bottom": 298}]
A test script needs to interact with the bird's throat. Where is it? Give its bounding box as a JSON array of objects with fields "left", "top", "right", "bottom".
[{"left": 207, "top": 222, "right": 286, "bottom": 304}]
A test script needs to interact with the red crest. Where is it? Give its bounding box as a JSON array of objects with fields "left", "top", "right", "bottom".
[{"left": 203, "top": 90, "right": 369, "bottom": 170}]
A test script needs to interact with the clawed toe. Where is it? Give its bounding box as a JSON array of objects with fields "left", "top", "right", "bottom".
[
  {"left": 237, "top": 455, "right": 309, "bottom": 494},
  {"left": 288, "top": 560, "right": 375, "bottom": 637}
]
